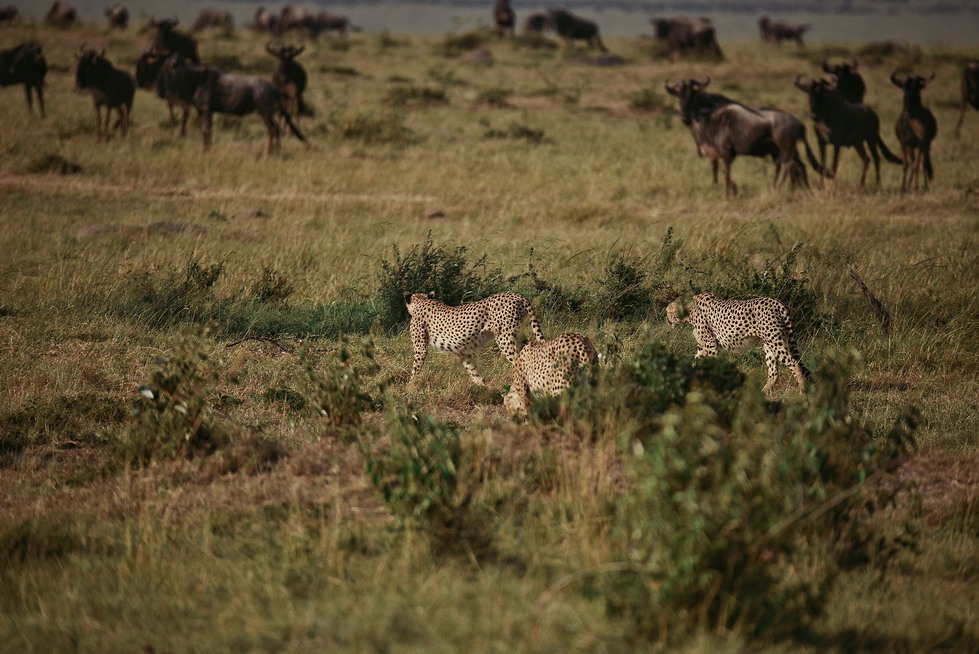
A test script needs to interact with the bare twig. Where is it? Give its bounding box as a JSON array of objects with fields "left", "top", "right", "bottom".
[
  {"left": 847, "top": 264, "right": 892, "bottom": 334},
  {"left": 225, "top": 336, "right": 300, "bottom": 353},
  {"left": 531, "top": 561, "right": 633, "bottom": 617}
]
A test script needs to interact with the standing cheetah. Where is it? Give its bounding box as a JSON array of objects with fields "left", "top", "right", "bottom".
[
  {"left": 503, "top": 332, "right": 598, "bottom": 416},
  {"left": 405, "top": 291, "right": 544, "bottom": 386},
  {"left": 666, "top": 292, "right": 810, "bottom": 392}
]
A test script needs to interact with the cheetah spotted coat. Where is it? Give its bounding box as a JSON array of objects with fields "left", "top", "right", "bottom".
[
  {"left": 405, "top": 291, "right": 544, "bottom": 385},
  {"left": 666, "top": 292, "right": 810, "bottom": 392},
  {"left": 503, "top": 332, "right": 598, "bottom": 416}
]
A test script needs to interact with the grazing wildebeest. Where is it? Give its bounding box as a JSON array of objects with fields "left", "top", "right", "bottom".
[
  {"left": 0, "top": 5, "right": 19, "bottom": 23},
  {"left": 494, "top": 0, "right": 515, "bottom": 37},
  {"left": 310, "top": 12, "right": 360, "bottom": 38},
  {"left": 279, "top": 5, "right": 314, "bottom": 34},
  {"left": 253, "top": 6, "right": 280, "bottom": 34},
  {"left": 822, "top": 60, "right": 865, "bottom": 103},
  {"left": 547, "top": 9, "right": 607, "bottom": 52},
  {"left": 758, "top": 16, "right": 808, "bottom": 47},
  {"left": 161, "top": 55, "right": 308, "bottom": 155},
  {"left": 795, "top": 75, "right": 902, "bottom": 186},
  {"left": 150, "top": 18, "right": 201, "bottom": 63},
  {"left": 665, "top": 77, "right": 824, "bottom": 196},
  {"left": 46, "top": 1, "right": 78, "bottom": 27},
  {"left": 0, "top": 41, "right": 47, "bottom": 117},
  {"left": 266, "top": 43, "right": 308, "bottom": 122},
  {"left": 524, "top": 12, "right": 547, "bottom": 34},
  {"left": 955, "top": 61, "right": 979, "bottom": 136},
  {"left": 891, "top": 71, "right": 937, "bottom": 191},
  {"left": 135, "top": 50, "right": 204, "bottom": 135},
  {"left": 193, "top": 9, "right": 234, "bottom": 32},
  {"left": 651, "top": 17, "right": 722, "bottom": 60},
  {"left": 105, "top": 4, "right": 128, "bottom": 29},
  {"left": 76, "top": 47, "right": 135, "bottom": 140}
]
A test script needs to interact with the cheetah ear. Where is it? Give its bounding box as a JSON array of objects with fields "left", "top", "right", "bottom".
[
  {"left": 403, "top": 292, "right": 412, "bottom": 304},
  {"left": 428, "top": 291, "right": 436, "bottom": 299}
]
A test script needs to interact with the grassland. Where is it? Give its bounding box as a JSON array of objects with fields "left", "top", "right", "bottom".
[{"left": 1, "top": 21, "right": 978, "bottom": 653}]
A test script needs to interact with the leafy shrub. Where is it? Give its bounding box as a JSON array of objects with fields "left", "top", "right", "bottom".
[
  {"left": 329, "top": 109, "right": 414, "bottom": 144},
  {"left": 304, "top": 336, "right": 381, "bottom": 433},
  {"left": 586, "top": 351, "right": 917, "bottom": 642},
  {"left": 384, "top": 84, "right": 448, "bottom": 107},
  {"left": 375, "top": 232, "right": 505, "bottom": 330},
  {"left": 627, "top": 87, "right": 671, "bottom": 112},
  {"left": 251, "top": 267, "right": 294, "bottom": 304}
]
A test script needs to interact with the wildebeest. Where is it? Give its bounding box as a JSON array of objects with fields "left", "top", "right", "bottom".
[
  {"left": 0, "top": 41, "right": 47, "bottom": 117},
  {"left": 161, "top": 55, "right": 308, "bottom": 155},
  {"left": 547, "top": 9, "right": 607, "bottom": 52},
  {"left": 253, "top": 6, "right": 280, "bottom": 34},
  {"left": 651, "top": 17, "right": 722, "bottom": 60},
  {"left": 105, "top": 4, "right": 128, "bottom": 29},
  {"left": 76, "top": 47, "right": 135, "bottom": 140},
  {"left": 666, "top": 77, "right": 824, "bottom": 196},
  {"left": 524, "top": 13, "right": 547, "bottom": 34},
  {"left": 758, "top": 16, "right": 808, "bottom": 47},
  {"left": 955, "top": 61, "right": 979, "bottom": 136},
  {"left": 310, "top": 12, "right": 360, "bottom": 38},
  {"left": 150, "top": 18, "right": 201, "bottom": 63},
  {"left": 822, "top": 60, "right": 865, "bottom": 103},
  {"left": 135, "top": 50, "right": 200, "bottom": 135},
  {"left": 0, "top": 5, "right": 19, "bottom": 23},
  {"left": 891, "top": 71, "right": 937, "bottom": 191},
  {"left": 193, "top": 9, "right": 234, "bottom": 32},
  {"left": 279, "top": 5, "right": 313, "bottom": 34},
  {"left": 46, "top": 1, "right": 78, "bottom": 27},
  {"left": 494, "top": 0, "right": 515, "bottom": 37},
  {"left": 266, "top": 43, "right": 308, "bottom": 122},
  {"left": 795, "top": 75, "right": 902, "bottom": 186}
]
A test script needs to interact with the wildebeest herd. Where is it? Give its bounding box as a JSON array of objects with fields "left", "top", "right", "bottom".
[{"left": 1, "top": 2, "right": 977, "bottom": 190}]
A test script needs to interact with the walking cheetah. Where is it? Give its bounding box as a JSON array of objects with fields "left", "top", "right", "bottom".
[
  {"left": 405, "top": 291, "right": 544, "bottom": 386},
  {"left": 503, "top": 332, "right": 598, "bottom": 416},
  {"left": 665, "top": 292, "right": 810, "bottom": 392}
]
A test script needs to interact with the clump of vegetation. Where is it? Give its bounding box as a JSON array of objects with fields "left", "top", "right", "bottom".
[
  {"left": 482, "top": 121, "right": 549, "bottom": 144},
  {"left": 304, "top": 337, "right": 381, "bottom": 434},
  {"left": 427, "top": 64, "right": 467, "bottom": 87},
  {"left": 329, "top": 108, "right": 415, "bottom": 144},
  {"left": 23, "top": 153, "right": 82, "bottom": 175},
  {"left": 251, "top": 267, "right": 294, "bottom": 304},
  {"left": 475, "top": 87, "right": 512, "bottom": 107},
  {"left": 439, "top": 29, "right": 491, "bottom": 57},
  {"left": 0, "top": 394, "right": 127, "bottom": 463},
  {"left": 626, "top": 87, "right": 671, "bottom": 112},
  {"left": 375, "top": 232, "right": 505, "bottom": 330},
  {"left": 510, "top": 33, "right": 558, "bottom": 50},
  {"left": 384, "top": 84, "right": 448, "bottom": 107}
]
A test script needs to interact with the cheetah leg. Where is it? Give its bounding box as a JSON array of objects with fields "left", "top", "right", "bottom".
[
  {"left": 459, "top": 353, "right": 487, "bottom": 385},
  {"left": 762, "top": 342, "right": 781, "bottom": 393},
  {"left": 505, "top": 375, "right": 531, "bottom": 416},
  {"left": 777, "top": 344, "right": 809, "bottom": 393},
  {"left": 693, "top": 325, "right": 719, "bottom": 358},
  {"left": 494, "top": 330, "right": 520, "bottom": 364},
  {"left": 408, "top": 321, "right": 429, "bottom": 386}
]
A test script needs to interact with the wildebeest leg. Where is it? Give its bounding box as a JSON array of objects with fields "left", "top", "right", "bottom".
[
  {"left": 723, "top": 157, "right": 737, "bottom": 197},
  {"left": 899, "top": 143, "right": 911, "bottom": 192},
  {"left": 119, "top": 104, "right": 129, "bottom": 137},
  {"left": 867, "top": 139, "right": 882, "bottom": 186},
  {"left": 817, "top": 138, "right": 829, "bottom": 184},
  {"left": 922, "top": 143, "right": 932, "bottom": 190},
  {"left": 93, "top": 101, "right": 106, "bottom": 140},
  {"left": 956, "top": 100, "right": 967, "bottom": 136},
  {"left": 711, "top": 159, "right": 719, "bottom": 184},
  {"left": 103, "top": 106, "right": 113, "bottom": 140},
  {"left": 36, "top": 84, "right": 45, "bottom": 118},
  {"left": 260, "top": 112, "right": 281, "bottom": 156},
  {"left": 24, "top": 85, "right": 33, "bottom": 115},
  {"left": 909, "top": 147, "right": 921, "bottom": 190},
  {"left": 166, "top": 101, "right": 176, "bottom": 126},
  {"left": 201, "top": 112, "right": 214, "bottom": 151},
  {"left": 831, "top": 146, "right": 842, "bottom": 179},
  {"left": 854, "top": 142, "right": 871, "bottom": 187},
  {"left": 180, "top": 107, "right": 190, "bottom": 137}
]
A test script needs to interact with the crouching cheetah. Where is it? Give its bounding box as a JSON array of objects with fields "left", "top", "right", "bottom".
[
  {"left": 503, "top": 332, "right": 598, "bottom": 416},
  {"left": 405, "top": 291, "right": 544, "bottom": 386},
  {"left": 666, "top": 292, "right": 810, "bottom": 392}
]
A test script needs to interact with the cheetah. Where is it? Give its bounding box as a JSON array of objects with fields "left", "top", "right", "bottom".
[
  {"left": 503, "top": 332, "right": 598, "bottom": 416},
  {"left": 665, "top": 292, "right": 810, "bottom": 393},
  {"left": 405, "top": 291, "right": 544, "bottom": 386}
]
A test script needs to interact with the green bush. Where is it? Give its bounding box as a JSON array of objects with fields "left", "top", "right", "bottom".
[
  {"left": 375, "top": 232, "right": 505, "bottom": 330},
  {"left": 304, "top": 336, "right": 381, "bottom": 433},
  {"left": 251, "top": 267, "right": 294, "bottom": 304}
]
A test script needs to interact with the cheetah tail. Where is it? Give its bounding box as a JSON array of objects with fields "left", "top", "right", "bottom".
[{"left": 527, "top": 304, "right": 544, "bottom": 341}]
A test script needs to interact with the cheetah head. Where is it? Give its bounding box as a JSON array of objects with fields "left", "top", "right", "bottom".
[
  {"left": 403, "top": 291, "right": 436, "bottom": 316},
  {"left": 503, "top": 388, "right": 527, "bottom": 416},
  {"left": 665, "top": 300, "right": 684, "bottom": 327}
]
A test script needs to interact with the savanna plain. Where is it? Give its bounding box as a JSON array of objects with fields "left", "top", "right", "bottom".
[{"left": 1, "top": 19, "right": 978, "bottom": 653}]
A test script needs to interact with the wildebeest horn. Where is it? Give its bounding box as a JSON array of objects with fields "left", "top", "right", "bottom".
[
  {"left": 822, "top": 60, "right": 831, "bottom": 73},
  {"left": 890, "top": 71, "right": 905, "bottom": 87},
  {"left": 265, "top": 41, "right": 279, "bottom": 56},
  {"left": 825, "top": 74, "right": 838, "bottom": 90},
  {"left": 927, "top": 70, "right": 936, "bottom": 81},
  {"left": 294, "top": 44, "right": 305, "bottom": 55},
  {"left": 699, "top": 75, "right": 711, "bottom": 88},
  {"left": 794, "top": 75, "right": 811, "bottom": 91}
]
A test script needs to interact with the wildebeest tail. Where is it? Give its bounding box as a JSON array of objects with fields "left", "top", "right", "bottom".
[
  {"left": 278, "top": 101, "right": 306, "bottom": 142},
  {"left": 802, "top": 134, "right": 832, "bottom": 178},
  {"left": 877, "top": 135, "right": 903, "bottom": 164},
  {"left": 924, "top": 149, "right": 934, "bottom": 180},
  {"left": 594, "top": 34, "right": 608, "bottom": 53},
  {"left": 298, "top": 96, "right": 314, "bottom": 117}
]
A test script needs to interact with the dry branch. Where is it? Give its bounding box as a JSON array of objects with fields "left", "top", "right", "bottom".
[{"left": 847, "top": 264, "right": 892, "bottom": 334}]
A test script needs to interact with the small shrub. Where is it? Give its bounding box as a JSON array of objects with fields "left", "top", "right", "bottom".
[
  {"left": 439, "top": 29, "right": 491, "bottom": 57},
  {"left": 510, "top": 33, "right": 558, "bottom": 50},
  {"left": 627, "top": 87, "right": 671, "bottom": 112},
  {"left": 384, "top": 84, "right": 448, "bottom": 107},
  {"left": 476, "top": 87, "right": 512, "bottom": 107},
  {"left": 375, "top": 232, "right": 505, "bottom": 330},
  {"left": 483, "top": 121, "right": 548, "bottom": 144},
  {"left": 304, "top": 336, "right": 381, "bottom": 433},
  {"left": 329, "top": 109, "right": 414, "bottom": 144},
  {"left": 23, "top": 153, "right": 82, "bottom": 175},
  {"left": 427, "top": 64, "right": 467, "bottom": 87},
  {"left": 375, "top": 30, "right": 407, "bottom": 50},
  {"left": 590, "top": 255, "right": 655, "bottom": 322},
  {"left": 251, "top": 267, "right": 294, "bottom": 304}
]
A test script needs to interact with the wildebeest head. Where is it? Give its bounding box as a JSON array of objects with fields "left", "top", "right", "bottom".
[
  {"left": 795, "top": 75, "right": 839, "bottom": 115},
  {"left": 266, "top": 42, "right": 305, "bottom": 61},
  {"left": 664, "top": 76, "right": 715, "bottom": 125},
  {"left": 151, "top": 17, "right": 179, "bottom": 32},
  {"left": 135, "top": 49, "right": 164, "bottom": 88},
  {"left": 75, "top": 46, "right": 109, "bottom": 89},
  {"left": 891, "top": 70, "right": 934, "bottom": 109},
  {"left": 821, "top": 59, "right": 864, "bottom": 103}
]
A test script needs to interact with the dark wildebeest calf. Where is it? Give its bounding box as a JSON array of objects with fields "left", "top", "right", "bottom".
[
  {"left": 955, "top": 61, "right": 979, "bottom": 136},
  {"left": 651, "top": 17, "right": 722, "bottom": 60},
  {"left": 795, "top": 75, "right": 901, "bottom": 186},
  {"left": 0, "top": 5, "right": 19, "bottom": 23},
  {"left": 162, "top": 56, "right": 308, "bottom": 155},
  {"left": 76, "top": 47, "right": 135, "bottom": 140},
  {"left": 135, "top": 50, "right": 215, "bottom": 136},
  {"left": 822, "top": 60, "right": 865, "bottom": 103},
  {"left": 266, "top": 43, "right": 308, "bottom": 122},
  {"left": 193, "top": 9, "right": 234, "bottom": 32},
  {"left": 666, "top": 77, "right": 824, "bottom": 196},
  {"left": 547, "top": 9, "right": 607, "bottom": 52},
  {"left": 105, "top": 4, "right": 128, "bottom": 29},
  {"left": 494, "top": 0, "right": 515, "bottom": 37},
  {"left": 759, "top": 16, "right": 808, "bottom": 47},
  {"left": 891, "top": 71, "right": 937, "bottom": 191},
  {"left": 0, "top": 41, "right": 47, "bottom": 117},
  {"left": 46, "top": 1, "right": 78, "bottom": 27},
  {"left": 150, "top": 18, "right": 201, "bottom": 63}
]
